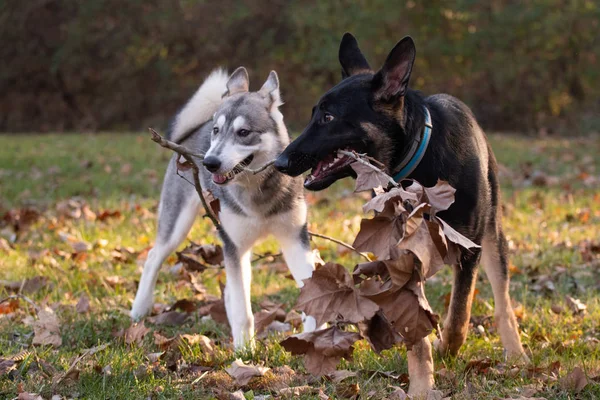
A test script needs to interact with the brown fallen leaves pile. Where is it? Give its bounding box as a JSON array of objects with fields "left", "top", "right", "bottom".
[{"left": 282, "top": 159, "right": 480, "bottom": 376}]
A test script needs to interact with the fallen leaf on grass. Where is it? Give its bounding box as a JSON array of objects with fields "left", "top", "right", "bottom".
[
  {"left": 280, "top": 326, "right": 361, "bottom": 376},
  {"left": 177, "top": 242, "right": 224, "bottom": 272},
  {"left": 96, "top": 210, "right": 122, "bottom": 222},
  {"left": 228, "top": 390, "right": 246, "bottom": 400},
  {"left": 225, "top": 358, "right": 270, "bottom": 385},
  {"left": 76, "top": 295, "right": 90, "bottom": 313},
  {"left": 148, "top": 310, "right": 188, "bottom": 326},
  {"left": 565, "top": 296, "right": 587, "bottom": 315},
  {"left": 0, "top": 299, "right": 19, "bottom": 315},
  {"left": 32, "top": 307, "right": 62, "bottom": 347},
  {"left": 559, "top": 366, "right": 590, "bottom": 393},
  {"left": 169, "top": 298, "right": 198, "bottom": 313},
  {"left": 17, "top": 393, "right": 44, "bottom": 400},
  {"left": 181, "top": 334, "right": 214, "bottom": 354},
  {"left": 296, "top": 263, "right": 379, "bottom": 327},
  {"left": 0, "top": 359, "right": 16, "bottom": 376},
  {"left": 1, "top": 276, "right": 51, "bottom": 294},
  {"left": 336, "top": 382, "right": 360, "bottom": 398},
  {"left": 277, "top": 385, "right": 318, "bottom": 398},
  {"left": 329, "top": 369, "right": 357, "bottom": 383},
  {"left": 122, "top": 322, "right": 150, "bottom": 345}
]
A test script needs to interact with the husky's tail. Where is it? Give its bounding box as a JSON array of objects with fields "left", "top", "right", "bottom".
[{"left": 167, "top": 69, "right": 229, "bottom": 143}]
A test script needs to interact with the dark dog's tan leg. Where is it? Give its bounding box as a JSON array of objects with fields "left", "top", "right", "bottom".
[
  {"left": 407, "top": 337, "right": 434, "bottom": 397},
  {"left": 436, "top": 251, "right": 480, "bottom": 356},
  {"left": 481, "top": 229, "right": 528, "bottom": 362}
]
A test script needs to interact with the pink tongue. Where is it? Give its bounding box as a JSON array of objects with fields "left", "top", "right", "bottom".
[
  {"left": 313, "top": 161, "right": 325, "bottom": 177},
  {"left": 212, "top": 174, "right": 227, "bottom": 184}
]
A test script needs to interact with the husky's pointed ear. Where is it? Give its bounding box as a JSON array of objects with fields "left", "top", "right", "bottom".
[
  {"left": 224, "top": 67, "right": 249, "bottom": 97},
  {"left": 259, "top": 70, "right": 282, "bottom": 107},
  {"left": 373, "top": 36, "right": 415, "bottom": 101},
  {"left": 339, "top": 32, "right": 372, "bottom": 79}
]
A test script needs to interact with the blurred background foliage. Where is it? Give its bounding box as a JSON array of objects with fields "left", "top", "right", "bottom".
[{"left": 1, "top": 0, "right": 598, "bottom": 134}]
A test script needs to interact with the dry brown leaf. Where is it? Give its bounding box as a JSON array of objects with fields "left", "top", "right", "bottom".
[
  {"left": 122, "top": 322, "right": 150, "bottom": 345},
  {"left": 353, "top": 216, "right": 404, "bottom": 260},
  {"left": 225, "top": 358, "right": 270, "bottom": 385},
  {"left": 329, "top": 369, "right": 357, "bottom": 383},
  {"left": 423, "top": 180, "right": 456, "bottom": 212},
  {"left": 436, "top": 217, "right": 480, "bottom": 250},
  {"left": 17, "top": 393, "right": 44, "bottom": 400},
  {"left": 362, "top": 187, "right": 415, "bottom": 215},
  {"left": 0, "top": 299, "right": 19, "bottom": 315},
  {"left": 32, "top": 307, "right": 62, "bottom": 347},
  {"left": 203, "top": 189, "right": 221, "bottom": 218},
  {"left": 357, "top": 311, "right": 402, "bottom": 353},
  {"left": 169, "top": 298, "right": 198, "bottom": 313},
  {"left": 228, "top": 390, "right": 246, "bottom": 400},
  {"left": 0, "top": 359, "right": 16, "bottom": 376},
  {"left": 336, "top": 382, "right": 360, "bottom": 398},
  {"left": 559, "top": 366, "right": 589, "bottom": 393},
  {"left": 352, "top": 261, "right": 390, "bottom": 284},
  {"left": 397, "top": 221, "right": 445, "bottom": 278},
  {"left": 181, "top": 334, "right": 214, "bottom": 354},
  {"left": 76, "top": 295, "right": 90, "bottom": 313},
  {"left": 565, "top": 296, "right": 587, "bottom": 315},
  {"left": 359, "top": 274, "right": 438, "bottom": 348},
  {"left": 280, "top": 326, "right": 361, "bottom": 376},
  {"left": 148, "top": 310, "right": 188, "bottom": 326},
  {"left": 254, "top": 301, "right": 284, "bottom": 334},
  {"left": 1, "top": 276, "right": 50, "bottom": 295},
  {"left": 277, "top": 385, "right": 317, "bottom": 398},
  {"left": 296, "top": 263, "right": 379, "bottom": 327},
  {"left": 351, "top": 162, "right": 391, "bottom": 192}
]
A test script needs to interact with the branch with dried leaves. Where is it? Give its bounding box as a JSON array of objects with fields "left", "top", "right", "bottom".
[
  {"left": 308, "top": 231, "right": 371, "bottom": 262},
  {"left": 149, "top": 128, "right": 369, "bottom": 262}
]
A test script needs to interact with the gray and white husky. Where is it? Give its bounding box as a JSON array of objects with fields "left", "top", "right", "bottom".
[{"left": 131, "top": 67, "right": 318, "bottom": 348}]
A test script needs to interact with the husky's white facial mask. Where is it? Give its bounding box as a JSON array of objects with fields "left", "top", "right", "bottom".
[{"left": 203, "top": 68, "right": 286, "bottom": 185}]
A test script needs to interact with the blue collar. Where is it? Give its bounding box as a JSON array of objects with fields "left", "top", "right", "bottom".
[{"left": 392, "top": 106, "right": 432, "bottom": 182}]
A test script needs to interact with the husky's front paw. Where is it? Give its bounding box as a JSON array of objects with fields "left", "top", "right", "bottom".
[{"left": 130, "top": 294, "right": 153, "bottom": 321}]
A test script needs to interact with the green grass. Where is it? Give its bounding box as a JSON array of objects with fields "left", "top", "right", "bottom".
[{"left": 1, "top": 133, "right": 599, "bottom": 399}]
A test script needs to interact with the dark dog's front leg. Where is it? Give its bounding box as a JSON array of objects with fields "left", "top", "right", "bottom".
[{"left": 436, "top": 250, "right": 480, "bottom": 356}]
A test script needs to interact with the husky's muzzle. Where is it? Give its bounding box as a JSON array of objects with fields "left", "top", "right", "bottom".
[{"left": 204, "top": 154, "right": 254, "bottom": 185}]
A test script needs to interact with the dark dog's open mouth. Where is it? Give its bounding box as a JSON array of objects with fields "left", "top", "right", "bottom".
[
  {"left": 304, "top": 149, "right": 356, "bottom": 190},
  {"left": 212, "top": 154, "right": 254, "bottom": 185}
]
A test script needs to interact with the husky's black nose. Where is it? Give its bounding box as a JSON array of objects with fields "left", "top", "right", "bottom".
[
  {"left": 274, "top": 154, "right": 290, "bottom": 174},
  {"left": 203, "top": 156, "right": 221, "bottom": 173}
]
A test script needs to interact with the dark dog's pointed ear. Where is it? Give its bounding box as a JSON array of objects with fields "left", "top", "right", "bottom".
[
  {"left": 224, "top": 67, "right": 249, "bottom": 97},
  {"left": 373, "top": 36, "right": 415, "bottom": 101},
  {"left": 339, "top": 32, "right": 372, "bottom": 79}
]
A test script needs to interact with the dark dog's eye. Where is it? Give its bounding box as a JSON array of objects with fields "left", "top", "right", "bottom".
[
  {"left": 238, "top": 129, "right": 250, "bottom": 137},
  {"left": 213, "top": 126, "right": 219, "bottom": 134},
  {"left": 322, "top": 113, "right": 335, "bottom": 123}
]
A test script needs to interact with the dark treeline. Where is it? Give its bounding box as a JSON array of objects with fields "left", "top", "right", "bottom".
[{"left": 1, "top": 0, "right": 598, "bottom": 134}]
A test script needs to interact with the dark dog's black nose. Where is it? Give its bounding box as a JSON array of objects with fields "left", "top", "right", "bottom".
[
  {"left": 274, "top": 154, "right": 290, "bottom": 174},
  {"left": 203, "top": 156, "right": 221, "bottom": 173}
]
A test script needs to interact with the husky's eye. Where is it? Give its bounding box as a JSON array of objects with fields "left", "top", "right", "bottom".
[
  {"left": 213, "top": 126, "right": 219, "bottom": 134},
  {"left": 238, "top": 129, "right": 250, "bottom": 137},
  {"left": 322, "top": 112, "right": 335, "bottom": 123}
]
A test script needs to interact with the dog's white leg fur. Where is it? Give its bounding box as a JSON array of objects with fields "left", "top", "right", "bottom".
[
  {"left": 407, "top": 337, "right": 435, "bottom": 397},
  {"left": 278, "top": 233, "right": 319, "bottom": 331},
  {"left": 131, "top": 194, "right": 200, "bottom": 320},
  {"left": 224, "top": 248, "right": 254, "bottom": 349},
  {"left": 481, "top": 234, "right": 529, "bottom": 362},
  {"left": 275, "top": 206, "right": 321, "bottom": 332}
]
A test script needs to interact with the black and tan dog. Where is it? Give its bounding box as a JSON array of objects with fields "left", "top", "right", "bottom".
[{"left": 275, "top": 33, "right": 529, "bottom": 395}]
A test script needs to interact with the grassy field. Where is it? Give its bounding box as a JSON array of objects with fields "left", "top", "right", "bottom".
[{"left": 0, "top": 133, "right": 599, "bottom": 399}]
